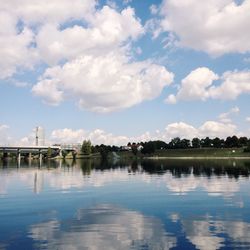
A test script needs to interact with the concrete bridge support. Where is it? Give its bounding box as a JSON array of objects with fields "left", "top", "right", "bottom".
[
  {"left": 17, "top": 149, "right": 21, "bottom": 167},
  {"left": 39, "top": 150, "right": 42, "bottom": 166}
]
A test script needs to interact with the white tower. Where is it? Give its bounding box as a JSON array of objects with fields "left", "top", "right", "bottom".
[{"left": 35, "top": 126, "right": 45, "bottom": 146}]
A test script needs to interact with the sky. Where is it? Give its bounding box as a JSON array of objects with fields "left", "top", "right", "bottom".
[{"left": 0, "top": 0, "right": 250, "bottom": 146}]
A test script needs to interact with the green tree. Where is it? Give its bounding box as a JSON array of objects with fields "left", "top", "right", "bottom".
[
  {"left": 98, "top": 144, "right": 110, "bottom": 159},
  {"left": 131, "top": 143, "right": 138, "bottom": 156},
  {"left": 201, "top": 137, "right": 212, "bottom": 147},
  {"left": 141, "top": 141, "right": 155, "bottom": 154},
  {"left": 81, "top": 140, "right": 92, "bottom": 155},
  {"left": 192, "top": 138, "right": 201, "bottom": 148},
  {"left": 212, "top": 137, "right": 224, "bottom": 148}
]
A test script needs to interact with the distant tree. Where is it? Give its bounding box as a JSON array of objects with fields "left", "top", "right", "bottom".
[
  {"left": 81, "top": 140, "right": 92, "bottom": 155},
  {"left": 192, "top": 138, "right": 201, "bottom": 148},
  {"left": 239, "top": 137, "right": 248, "bottom": 147},
  {"left": 180, "top": 139, "right": 191, "bottom": 149},
  {"left": 131, "top": 143, "right": 138, "bottom": 156},
  {"left": 169, "top": 137, "right": 181, "bottom": 149},
  {"left": 212, "top": 137, "right": 224, "bottom": 148},
  {"left": 98, "top": 144, "right": 110, "bottom": 159},
  {"left": 231, "top": 135, "right": 240, "bottom": 147},
  {"left": 141, "top": 141, "right": 155, "bottom": 155},
  {"left": 153, "top": 140, "right": 168, "bottom": 150},
  {"left": 201, "top": 137, "right": 212, "bottom": 147},
  {"left": 244, "top": 144, "right": 250, "bottom": 153},
  {"left": 225, "top": 136, "right": 239, "bottom": 148}
]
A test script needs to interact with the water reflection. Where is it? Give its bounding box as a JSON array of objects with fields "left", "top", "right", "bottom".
[
  {"left": 29, "top": 205, "right": 176, "bottom": 250},
  {"left": 180, "top": 218, "right": 250, "bottom": 249},
  {"left": 0, "top": 159, "right": 250, "bottom": 197},
  {"left": 1, "top": 159, "right": 250, "bottom": 249}
]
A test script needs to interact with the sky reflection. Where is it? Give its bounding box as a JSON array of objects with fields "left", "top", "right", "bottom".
[
  {"left": 29, "top": 204, "right": 176, "bottom": 250},
  {"left": 0, "top": 159, "right": 250, "bottom": 249}
]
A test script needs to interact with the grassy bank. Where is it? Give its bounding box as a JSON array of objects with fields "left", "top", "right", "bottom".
[{"left": 117, "top": 147, "right": 250, "bottom": 159}]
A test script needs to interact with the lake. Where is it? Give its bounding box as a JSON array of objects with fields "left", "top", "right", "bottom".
[{"left": 1, "top": 158, "right": 250, "bottom": 250}]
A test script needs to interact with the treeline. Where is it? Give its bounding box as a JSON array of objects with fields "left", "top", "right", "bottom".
[
  {"left": 81, "top": 136, "right": 250, "bottom": 158},
  {"left": 139, "top": 136, "right": 250, "bottom": 154}
]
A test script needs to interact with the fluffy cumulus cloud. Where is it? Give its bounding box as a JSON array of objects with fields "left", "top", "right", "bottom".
[
  {"left": 166, "top": 68, "right": 250, "bottom": 103},
  {"left": 166, "top": 67, "right": 218, "bottom": 104},
  {"left": 163, "top": 122, "right": 199, "bottom": 140},
  {"left": 36, "top": 6, "right": 144, "bottom": 65},
  {"left": 32, "top": 52, "right": 173, "bottom": 112},
  {"left": 0, "top": 0, "right": 174, "bottom": 112},
  {"left": 51, "top": 128, "right": 129, "bottom": 146},
  {"left": 0, "top": 0, "right": 95, "bottom": 79},
  {"left": 0, "top": 12, "right": 37, "bottom": 79},
  {"left": 31, "top": 4, "right": 175, "bottom": 112},
  {"left": 1, "top": 0, "right": 96, "bottom": 24},
  {"left": 50, "top": 119, "right": 238, "bottom": 146},
  {"left": 161, "top": 121, "right": 237, "bottom": 141},
  {"left": 160, "top": 0, "right": 250, "bottom": 56}
]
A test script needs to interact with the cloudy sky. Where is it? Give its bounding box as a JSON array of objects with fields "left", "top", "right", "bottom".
[{"left": 0, "top": 0, "right": 250, "bottom": 145}]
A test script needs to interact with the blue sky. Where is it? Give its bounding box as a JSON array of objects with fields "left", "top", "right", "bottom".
[{"left": 0, "top": 0, "right": 250, "bottom": 145}]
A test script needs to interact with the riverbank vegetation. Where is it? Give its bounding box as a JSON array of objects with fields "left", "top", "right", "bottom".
[{"left": 72, "top": 135, "right": 250, "bottom": 160}]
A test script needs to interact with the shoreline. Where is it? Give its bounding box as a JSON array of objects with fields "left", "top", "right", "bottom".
[{"left": 145, "top": 156, "right": 250, "bottom": 160}]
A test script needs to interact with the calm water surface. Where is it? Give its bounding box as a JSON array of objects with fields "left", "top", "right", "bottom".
[{"left": 1, "top": 159, "right": 250, "bottom": 250}]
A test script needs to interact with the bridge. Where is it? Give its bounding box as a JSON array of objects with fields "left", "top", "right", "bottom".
[{"left": 0, "top": 145, "right": 62, "bottom": 164}]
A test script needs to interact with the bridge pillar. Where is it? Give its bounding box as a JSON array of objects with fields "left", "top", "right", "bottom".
[
  {"left": 17, "top": 149, "right": 21, "bottom": 167},
  {"left": 39, "top": 150, "right": 42, "bottom": 166},
  {"left": 59, "top": 149, "right": 62, "bottom": 158}
]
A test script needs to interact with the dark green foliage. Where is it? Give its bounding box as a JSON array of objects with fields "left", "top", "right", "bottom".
[
  {"left": 141, "top": 141, "right": 155, "bottom": 155},
  {"left": 97, "top": 144, "right": 110, "bottom": 159},
  {"left": 225, "top": 136, "right": 240, "bottom": 148},
  {"left": 201, "top": 137, "right": 212, "bottom": 147},
  {"left": 192, "top": 138, "right": 201, "bottom": 148},
  {"left": 212, "top": 137, "right": 224, "bottom": 148},
  {"left": 244, "top": 145, "right": 250, "bottom": 153},
  {"left": 131, "top": 143, "right": 138, "bottom": 156},
  {"left": 81, "top": 140, "right": 92, "bottom": 155}
]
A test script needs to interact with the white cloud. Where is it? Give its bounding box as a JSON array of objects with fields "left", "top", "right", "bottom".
[
  {"left": 0, "top": 0, "right": 96, "bottom": 79},
  {"left": 0, "top": 124, "right": 9, "bottom": 131},
  {"left": 160, "top": 121, "right": 237, "bottom": 141},
  {"left": 160, "top": 0, "right": 250, "bottom": 56},
  {"left": 123, "top": 0, "right": 133, "bottom": 5},
  {"left": 218, "top": 106, "right": 240, "bottom": 123},
  {"left": 166, "top": 67, "right": 219, "bottom": 103},
  {"left": 150, "top": 4, "right": 159, "bottom": 15},
  {"left": 199, "top": 121, "right": 237, "bottom": 138},
  {"left": 0, "top": 12, "right": 38, "bottom": 79},
  {"left": 36, "top": 6, "right": 144, "bottom": 65},
  {"left": 1, "top": 0, "right": 96, "bottom": 25},
  {"left": 246, "top": 117, "right": 250, "bottom": 122},
  {"left": 32, "top": 52, "right": 174, "bottom": 112},
  {"left": 209, "top": 70, "right": 250, "bottom": 100},
  {"left": 49, "top": 119, "right": 239, "bottom": 147},
  {"left": 51, "top": 128, "right": 129, "bottom": 146},
  {"left": 163, "top": 122, "right": 199, "bottom": 140},
  {"left": 166, "top": 68, "right": 250, "bottom": 103}
]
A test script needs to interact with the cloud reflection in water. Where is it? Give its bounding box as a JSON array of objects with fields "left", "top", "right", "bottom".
[{"left": 29, "top": 204, "right": 176, "bottom": 250}]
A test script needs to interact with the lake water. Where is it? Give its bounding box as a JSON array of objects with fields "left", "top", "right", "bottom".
[{"left": 1, "top": 158, "right": 250, "bottom": 250}]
